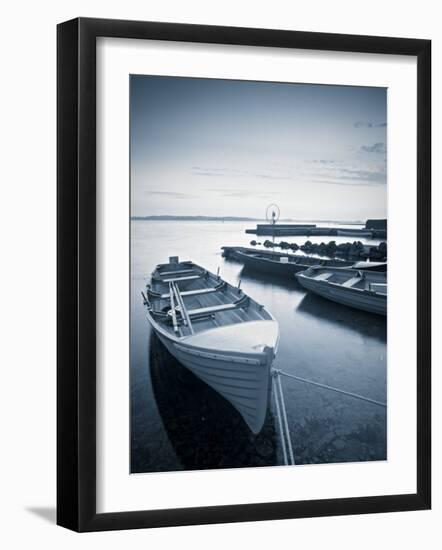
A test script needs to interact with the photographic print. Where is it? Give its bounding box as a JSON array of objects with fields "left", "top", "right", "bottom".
[{"left": 130, "top": 75, "right": 387, "bottom": 474}]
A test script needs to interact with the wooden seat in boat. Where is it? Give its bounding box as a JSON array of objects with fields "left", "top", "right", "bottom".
[
  {"left": 314, "top": 272, "right": 333, "bottom": 281},
  {"left": 159, "top": 286, "right": 220, "bottom": 299},
  {"left": 187, "top": 301, "right": 245, "bottom": 317},
  {"left": 341, "top": 276, "right": 362, "bottom": 288}
]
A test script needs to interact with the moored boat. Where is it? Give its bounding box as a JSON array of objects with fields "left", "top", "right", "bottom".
[
  {"left": 223, "top": 247, "right": 360, "bottom": 277},
  {"left": 295, "top": 266, "right": 387, "bottom": 315},
  {"left": 222, "top": 246, "right": 386, "bottom": 275},
  {"left": 234, "top": 248, "right": 355, "bottom": 277},
  {"left": 142, "top": 257, "right": 279, "bottom": 434},
  {"left": 222, "top": 245, "right": 255, "bottom": 261},
  {"left": 336, "top": 228, "right": 373, "bottom": 237}
]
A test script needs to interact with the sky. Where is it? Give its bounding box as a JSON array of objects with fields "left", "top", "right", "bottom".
[{"left": 130, "top": 75, "right": 387, "bottom": 221}]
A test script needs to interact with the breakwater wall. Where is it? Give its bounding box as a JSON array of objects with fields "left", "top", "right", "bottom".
[{"left": 245, "top": 224, "right": 386, "bottom": 239}]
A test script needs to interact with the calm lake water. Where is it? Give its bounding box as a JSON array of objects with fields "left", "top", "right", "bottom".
[{"left": 130, "top": 220, "right": 386, "bottom": 473}]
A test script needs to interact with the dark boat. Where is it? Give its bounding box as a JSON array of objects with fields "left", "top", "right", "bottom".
[
  {"left": 222, "top": 246, "right": 386, "bottom": 277},
  {"left": 223, "top": 247, "right": 353, "bottom": 277}
]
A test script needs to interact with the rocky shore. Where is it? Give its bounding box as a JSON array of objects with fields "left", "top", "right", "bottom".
[{"left": 250, "top": 239, "right": 387, "bottom": 261}]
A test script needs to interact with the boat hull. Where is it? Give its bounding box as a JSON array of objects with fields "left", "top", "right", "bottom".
[
  {"left": 239, "top": 251, "right": 306, "bottom": 277},
  {"left": 154, "top": 328, "right": 274, "bottom": 434},
  {"left": 336, "top": 229, "right": 373, "bottom": 237},
  {"left": 296, "top": 271, "right": 387, "bottom": 316},
  {"left": 233, "top": 249, "right": 355, "bottom": 279},
  {"left": 144, "top": 258, "right": 279, "bottom": 434}
]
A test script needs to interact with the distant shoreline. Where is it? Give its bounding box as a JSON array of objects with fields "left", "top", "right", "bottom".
[
  {"left": 131, "top": 215, "right": 260, "bottom": 222},
  {"left": 130, "top": 215, "right": 365, "bottom": 224}
]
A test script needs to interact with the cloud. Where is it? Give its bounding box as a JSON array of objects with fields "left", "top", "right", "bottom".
[
  {"left": 338, "top": 168, "right": 386, "bottom": 183},
  {"left": 149, "top": 191, "right": 194, "bottom": 199},
  {"left": 359, "top": 142, "right": 387, "bottom": 154},
  {"left": 192, "top": 160, "right": 386, "bottom": 190},
  {"left": 310, "top": 174, "right": 385, "bottom": 187},
  {"left": 254, "top": 173, "right": 291, "bottom": 181},
  {"left": 354, "top": 121, "right": 387, "bottom": 128},
  {"left": 191, "top": 166, "right": 291, "bottom": 181},
  {"left": 192, "top": 167, "right": 247, "bottom": 177},
  {"left": 205, "top": 187, "right": 281, "bottom": 198},
  {"left": 219, "top": 190, "right": 279, "bottom": 198},
  {"left": 306, "top": 163, "right": 386, "bottom": 186}
]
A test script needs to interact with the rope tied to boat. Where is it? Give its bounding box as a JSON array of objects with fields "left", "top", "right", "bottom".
[
  {"left": 270, "top": 367, "right": 386, "bottom": 467},
  {"left": 276, "top": 369, "right": 386, "bottom": 408},
  {"left": 272, "top": 369, "right": 295, "bottom": 466}
]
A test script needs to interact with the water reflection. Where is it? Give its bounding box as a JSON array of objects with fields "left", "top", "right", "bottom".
[
  {"left": 131, "top": 221, "right": 387, "bottom": 473},
  {"left": 149, "top": 332, "right": 278, "bottom": 471},
  {"left": 238, "top": 265, "right": 301, "bottom": 293},
  {"left": 296, "top": 293, "right": 387, "bottom": 343}
]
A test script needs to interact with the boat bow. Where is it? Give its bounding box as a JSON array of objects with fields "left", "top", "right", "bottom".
[{"left": 168, "top": 320, "right": 279, "bottom": 434}]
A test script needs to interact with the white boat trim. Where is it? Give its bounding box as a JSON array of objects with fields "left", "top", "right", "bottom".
[
  {"left": 159, "top": 274, "right": 204, "bottom": 283},
  {"left": 159, "top": 267, "right": 196, "bottom": 276},
  {"left": 174, "top": 344, "right": 262, "bottom": 366},
  {"left": 159, "top": 287, "right": 219, "bottom": 299}
]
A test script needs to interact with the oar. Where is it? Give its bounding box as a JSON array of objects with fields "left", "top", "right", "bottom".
[{"left": 168, "top": 282, "right": 179, "bottom": 333}]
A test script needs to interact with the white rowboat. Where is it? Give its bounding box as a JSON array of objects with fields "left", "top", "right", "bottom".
[
  {"left": 296, "top": 266, "right": 387, "bottom": 316},
  {"left": 143, "top": 257, "right": 279, "bottom": 434}
]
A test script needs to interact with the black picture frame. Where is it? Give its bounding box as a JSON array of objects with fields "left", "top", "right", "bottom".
[{"left": 57, "top": 17, "right": 431, "bottom": 532}]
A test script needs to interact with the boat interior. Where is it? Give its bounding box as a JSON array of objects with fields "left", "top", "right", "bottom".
[
  {"left": 146, "top": 259, "right": 272, "bottom": 338},
  {"left": 304, "top": 268, "right": 387, "bottom": 294}
]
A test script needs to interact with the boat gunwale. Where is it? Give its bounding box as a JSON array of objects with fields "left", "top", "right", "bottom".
[
  {"left": 144, "top": 261, "right": 279, "bottom": 356},
  {"left": 296, "top": 268, "right": 387, "bottom": 297},
  {"left": 146, "top": 311, "right": 279, "bottom": 362},
  {"left": 232, "top": 248, "right": 355, "bottom": 268}
]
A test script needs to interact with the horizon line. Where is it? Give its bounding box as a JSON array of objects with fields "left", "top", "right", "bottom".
[{"left": 130, "top": 215, "right": 375, "bottom": 224}]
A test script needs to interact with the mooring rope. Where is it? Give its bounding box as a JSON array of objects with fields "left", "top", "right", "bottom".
[
  {"left": 272, "top": 375, "right": 289, "bottom": 465},
  {"left": 277, "top": 369, "right": 386, "bottom": 408},
  {"left": 270, "top": 367, "right": 386, "bottom": 467},
  {"left": 274, "top": 372, "right": 295, "bottom": 465}
]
